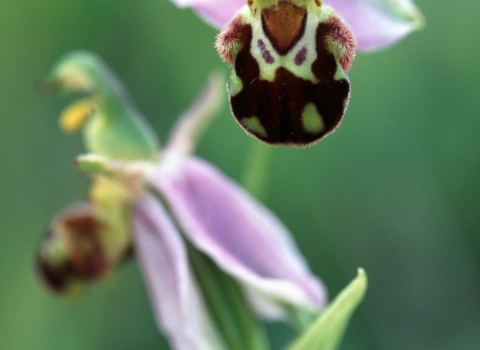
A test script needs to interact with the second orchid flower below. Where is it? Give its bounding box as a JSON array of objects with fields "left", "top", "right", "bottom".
[{"left": 37, "top": 51, "right": 328, "bottom": 350}]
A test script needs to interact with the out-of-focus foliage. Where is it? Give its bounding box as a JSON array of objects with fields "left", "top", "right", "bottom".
[{"left": 0, "top": 1, "right": 479, "bottom": 349}]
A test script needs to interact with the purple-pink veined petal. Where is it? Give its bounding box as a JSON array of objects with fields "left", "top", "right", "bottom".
[
  {"left": 151, "top": 155, "right": 327, "bottom": 319},
  {"left": 328, "top": 0, "right": 423, "bottom": 51},
  {"left": 170, "top": 0, "right": 245, "bottom": 28},
  {"left": 132, "top": 195, "right": 225, "bottom": 350}
]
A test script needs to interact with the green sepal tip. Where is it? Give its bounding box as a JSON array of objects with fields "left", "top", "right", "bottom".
[{"left": 288, "top": 268, "right": 367, "bottom": 350}]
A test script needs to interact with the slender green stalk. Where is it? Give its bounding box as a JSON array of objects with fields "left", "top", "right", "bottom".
[
  {"left": 241, "top": 140, "right": 275, "bottom": 201},
  {"left": 188, "top": 244, "right": 269, "bottom": 350}
]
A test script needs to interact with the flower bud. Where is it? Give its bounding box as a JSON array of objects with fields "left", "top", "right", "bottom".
[{"left": 36, "top": 177, "right": 132, "bottom": 295}]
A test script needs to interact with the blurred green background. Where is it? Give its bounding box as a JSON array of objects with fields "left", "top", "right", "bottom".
[{"left": 1, "top": 0, "right": 479, "bottom": 349}]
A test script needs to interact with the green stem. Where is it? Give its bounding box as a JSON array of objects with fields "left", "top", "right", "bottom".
[
  {"left": 241, "top": 140, "right": 275, "bottom": 201},
  {"left": 187, "top": 244, "right": 269, "bottom": 350}
]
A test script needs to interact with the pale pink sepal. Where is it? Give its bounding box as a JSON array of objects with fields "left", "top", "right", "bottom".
[
  {"left": 171, "top": 0, "right": 422, "bottom": 52},
  {"left": 327, "top": 0, "right": 423, "bottom": 51},
  {"left": 132, "top": 195, "right": 226, "bottom": 350},
  {"left": 170, "top": 0, "right": 245, "bottom": 28},
  {"left": 151, "top": 155, "right": 327, "bottom": 318}
]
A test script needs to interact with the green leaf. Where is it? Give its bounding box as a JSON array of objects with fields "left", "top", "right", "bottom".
[{"left": 288, "top": 268, "right": 368, "bottom": 350}]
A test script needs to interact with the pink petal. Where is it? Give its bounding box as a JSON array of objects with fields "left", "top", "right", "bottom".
[
  {"left": 132, "top": 195, "right": 225, "bottom": 350},
  {"left": 165, "top": 72, "right": 223, "bottom": 156},
  {"left": 172, "top": 0, "right": 422, "bottom": 51},
  {"left": 170, "top": 0, "right": 245, "bottom": 28},
  {"left": 151, "top": 156, "right": 327, "bottom": 319},
  {"left": 327, "top": 0, "right": 423, "bottom": 51}
]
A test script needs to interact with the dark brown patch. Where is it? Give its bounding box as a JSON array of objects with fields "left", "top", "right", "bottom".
[
  {"left": 229, "top": 22, "right": 350, "bottom": 146},
  {"left": 37, "top": 211, "right": 108, "bottom": 292},
  {"left": 36, "top": 231, "right": 76, "bottom": 293},
  {"left": 261, "top": 2, "right": 307, "bottom": 55},
  {"left": 63, "top": 214, "right": 108, "bottom": 279},
  {"left": 37, "top": 258, "right": 75, "bottom": 293},
  {"left": 63, "top": 215, "right": 98, "bottom": 237},
  {"left": 315, "top": 0, "right": 321, "bottom": 6},
  {"left": 294, "top": 47, "right": 307, "bottom": 66}
]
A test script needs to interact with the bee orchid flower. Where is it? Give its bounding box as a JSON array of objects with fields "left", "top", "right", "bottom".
[
  {"left": 37, "top": 51, "right": 326, "bottom": 350},
  {"left": 171, "top": 1, "right": 425, "bottom": 147},
  {"left": 130, "top": 76, "right": 327, "bottom": 348}
]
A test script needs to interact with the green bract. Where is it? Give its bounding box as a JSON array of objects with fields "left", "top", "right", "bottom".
[{"left": 289, "top": 269, "right": 368, "bottom": 350}]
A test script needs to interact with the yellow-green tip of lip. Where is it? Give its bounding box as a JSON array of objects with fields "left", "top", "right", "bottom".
[{"left": 356, "top": 268, "right": 367, "bottom": 294}]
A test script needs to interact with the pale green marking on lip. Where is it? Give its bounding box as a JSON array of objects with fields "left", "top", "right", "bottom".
[
  {"left": 227, "top": 69, "right": 243, "bottom": 97},
  {"left": 242, "top": 116, "right": 267, "bottom": 137},
  {"left": 302, "top": 103, "right": 324, "bottom": 133},
  {"left": 334, "top": 62, "right": 346, "bottom": 81}
]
